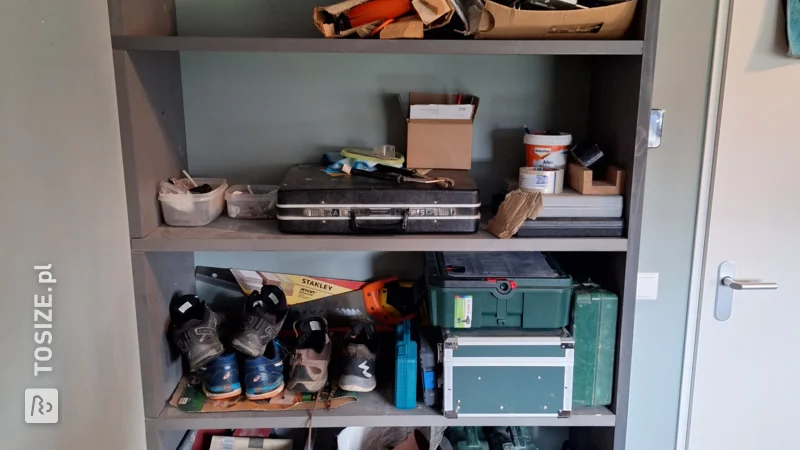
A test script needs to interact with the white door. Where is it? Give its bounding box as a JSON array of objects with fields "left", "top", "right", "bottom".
[{"left": 684, "top": 0, "right": 800, "bottom": 448}]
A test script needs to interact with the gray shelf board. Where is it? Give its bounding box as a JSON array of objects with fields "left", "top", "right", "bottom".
[
  {"left": 130, "top": 216, "right": 628, "bottom": 252},
  {"left": 111, "top": 36, "right": 644, "bottom": 55},
  {"left": 148, "top": 393, "right": 615, "bottom": 430}
]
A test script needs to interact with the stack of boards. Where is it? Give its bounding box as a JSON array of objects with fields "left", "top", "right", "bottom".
[{"left": 505, "top": 178, "right": 623, "bottom": 237}]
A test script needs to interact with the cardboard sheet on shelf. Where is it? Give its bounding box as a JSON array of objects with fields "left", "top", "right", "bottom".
[
  {"left": 169, "top": 375, "right": 358, "bottom": 413},
  {"left": 380, "top": 16, "right": 425, "bottom": 39},
  {"left": 487, "top": 189, "right": 543, "bottom": 239}
]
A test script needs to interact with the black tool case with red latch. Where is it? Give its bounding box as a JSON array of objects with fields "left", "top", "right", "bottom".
[{"left": 276, "top": 164, "right": 480, "bottom": 234}]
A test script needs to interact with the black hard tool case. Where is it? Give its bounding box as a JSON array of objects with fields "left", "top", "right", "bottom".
[{"left": 277, "top": 164, "right": 481, "bottom": 234}]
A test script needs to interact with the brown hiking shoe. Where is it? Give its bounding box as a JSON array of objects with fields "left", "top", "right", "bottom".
[{"left": 287, "top": 317, "right": 331, "bottom": 392}]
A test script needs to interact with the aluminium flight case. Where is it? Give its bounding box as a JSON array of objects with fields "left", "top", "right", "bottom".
[
  {"left": 442, "top": 328, "right": 574, "bottom": 419},
  {"left": 277, "top": 164, "right": 480, "bottom": 234}
]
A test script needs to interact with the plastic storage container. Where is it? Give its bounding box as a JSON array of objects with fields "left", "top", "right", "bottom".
[
  {"left": 426, "top": 252, "right": 573, "bottom": 329},
  {"left": 225, "top": 185, "right": 279, "bottom": 219},
  {"left": 158, "top": 178, "right": 227, "bottom": 227},
  {"left": 570, "top": 282, "right": 618, "bottom": 407},
  {"left": 394, "top": 320, "right": 417, "bottom": 409}
]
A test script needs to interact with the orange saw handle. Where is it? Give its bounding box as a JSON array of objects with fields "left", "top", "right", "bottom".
[{"left": 362, "top": 277, "right": 417, "bottom": 325}]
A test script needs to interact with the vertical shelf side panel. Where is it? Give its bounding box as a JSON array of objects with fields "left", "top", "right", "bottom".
[
  {"left": 108, "top": 0, "right": 177, "bottom": 36},
  {"left": 114, "top": 50, "right": 188, "bottom": 238},
  {"left": 132, "top": 252, "right": 196, "bottom": 418},
  {"left": 586, "top": 0, "right": 662, "bottom": 448},
  {"left": 146, "top": 430, "right": 187, "bottom": 450}
]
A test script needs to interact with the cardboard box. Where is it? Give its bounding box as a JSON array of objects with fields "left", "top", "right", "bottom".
[
  {"left": 477, "top": 0, "right": 638, "bottom": 40},
  {"left": 399, "top": 92, "right": 479, "bottom": 170}
]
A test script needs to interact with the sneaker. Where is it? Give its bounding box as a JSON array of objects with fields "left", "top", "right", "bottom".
[
  {"left": 243, "top": 340, "right": 287, "bottom": 400},
  {"left": 197, "top": 352, "right": 242, "bottom": 400},
  {"left": 231, "top": 286, "right": 288, "bottom": 358},
  {"left": 170, "top": 294, "right": 225, "bottom": 371},
  {"left": 339, "top": 321, "right": 377, "bottom": 392},
  {"left": 287, "top": 317, "right": 331, "bottom": 393}
]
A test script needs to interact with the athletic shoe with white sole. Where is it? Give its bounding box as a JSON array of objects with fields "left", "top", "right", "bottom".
[
  {"left": 243, "top": 340, "right": 286, "bottom": 400},
  {"left": 169, "top": 294, "right": 225, "bottom": 371},
  {"left": 287, "top": 317, "right": 331, "bottom": 393},
  {"left": 339, "top": 321, "right": 377, "bottom": 392},
  {"left": 231, "top": 286, "right": 288, "bottom": 358},
  {"left": 197, "top": 352, "right": 242, "bottom": 400}
]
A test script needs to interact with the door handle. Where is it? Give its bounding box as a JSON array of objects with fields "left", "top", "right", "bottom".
[
  {"left": 715, "top": 261, "right": 778, "bottom": 321},
  {"left": 721, "top": 277, "right": 778, "bottom": 291}
]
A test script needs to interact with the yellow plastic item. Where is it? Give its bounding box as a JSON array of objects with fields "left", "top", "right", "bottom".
[{"left": 340, "top": 148, "right": 405, "bottom": 166}]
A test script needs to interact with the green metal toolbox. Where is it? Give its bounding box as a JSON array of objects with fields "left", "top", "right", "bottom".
[
  {"left": 426, "top": 252, "right": 573, "bottom": 329},
  {"left": 570, "top": 283, "right": 618, "bottom": 407},
  {"left": 442, "top": 328, "right": 574, "bottom": 418}
]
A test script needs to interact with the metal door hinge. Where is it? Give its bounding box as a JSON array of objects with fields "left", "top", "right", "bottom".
[
  {"left": 444, "top": 410, "right": 458, "bottom": 419},
  {"left": 444, "top": 339, "right": 458, "bottom": 350},
  {"left": 648, "top": 109, "right": 665, "bottom": 148},
  {"left": 558, "top": 409, "right": 572, "bottom": 418}
]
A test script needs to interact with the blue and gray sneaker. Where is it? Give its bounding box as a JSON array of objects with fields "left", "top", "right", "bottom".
[
  {"left": 243, "top": 340, "right": 286, "bottom": 400},
  {"left": 197, "top": 352, "right": 242, "bottom": 400}
]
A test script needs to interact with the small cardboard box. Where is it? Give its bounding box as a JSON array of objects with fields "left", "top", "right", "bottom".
[
  {"left": 477, "top": 0, "right": 638, "bottom": 40},
  {"left": 399, "top": 92, "right": 480, "bottom": 170}
]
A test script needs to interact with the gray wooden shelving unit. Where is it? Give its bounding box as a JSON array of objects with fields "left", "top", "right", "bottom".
[{"left": 107, "top": 1, "right": 660, "bottom": 449}]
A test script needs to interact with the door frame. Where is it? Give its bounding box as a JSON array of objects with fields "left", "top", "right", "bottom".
[{"left": 675, "top": 0, "right": 734, "bottom": 448}]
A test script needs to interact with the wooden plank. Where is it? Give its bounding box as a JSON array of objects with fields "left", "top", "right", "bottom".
[
  {"left": 113, "top": 51, "right": 187, "bottom": 238},
  {"left": 111, "top": 36, "right": 645, "bottom": 55},
  {"left": 130, "top": 217, "right": 629, "bottom": 252},
  {"left": 132, "top": 252, "right": 195, "bottom": 418}
]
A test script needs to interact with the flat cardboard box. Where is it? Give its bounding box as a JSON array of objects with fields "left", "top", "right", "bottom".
[
  {"left": 399, "top": 92, "right": 480, "bottom": 170},
  {"left": 477, "top": 0, "right": 638, "bottom": 40}
]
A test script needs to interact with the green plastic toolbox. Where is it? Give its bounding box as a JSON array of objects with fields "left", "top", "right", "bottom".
[
  {"left": 570, "top": 282, "right": 618, "bottom": 407},
  {"left": 426, "top": 252, "right": 573, "bottom": 329}
]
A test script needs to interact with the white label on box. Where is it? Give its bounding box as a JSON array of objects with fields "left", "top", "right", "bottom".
[
  {"left": 178, "top": 301, "right": 193, "bottom": 314},
  {"left": 410, "top": 104, "right": 474, "bottom": 120}
]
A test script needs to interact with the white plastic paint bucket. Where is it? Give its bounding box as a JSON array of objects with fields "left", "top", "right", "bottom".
[{"left": 524, "top": 132, "right": 572, "bottom": 169}]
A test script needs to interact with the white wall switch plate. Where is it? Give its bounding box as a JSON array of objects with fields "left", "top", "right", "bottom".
[{"left": 637, "top": 273, "right": 659, "bottom": 300}]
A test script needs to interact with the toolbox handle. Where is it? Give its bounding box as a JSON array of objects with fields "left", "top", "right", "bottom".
[{"left": 350, "top": 209, "right": 409, "bottom": 233}]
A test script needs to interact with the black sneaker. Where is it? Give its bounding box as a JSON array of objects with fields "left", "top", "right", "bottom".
[
  {"left": 339, "top": 321, "right": 377, "bottom": 392},
  {"left": 231, "top": 286, "right": 288, "bottom": 358},
  {"left": 169, "top": 294, "right": 225, "bottom": 371}
]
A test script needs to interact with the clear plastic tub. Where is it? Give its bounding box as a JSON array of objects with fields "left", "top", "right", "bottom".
[
  {"left": 225, "top": 185, "right": 279, "bottom": 219},
  {"left": 158, "top": 178, "right": 227, "bottom": 226}
]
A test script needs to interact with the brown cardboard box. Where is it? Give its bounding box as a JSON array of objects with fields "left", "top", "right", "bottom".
[
  {"left": 477, "top": 0, "right": 638, "bottom": 40},
  {"left": 399, "top": 92, "right": 480, "bottom": 170}
]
